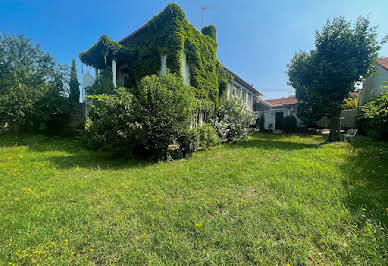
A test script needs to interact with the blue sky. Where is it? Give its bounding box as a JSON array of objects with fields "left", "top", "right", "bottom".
[{"left": 1, "top": 0, "right": 387, "bottom": 99}]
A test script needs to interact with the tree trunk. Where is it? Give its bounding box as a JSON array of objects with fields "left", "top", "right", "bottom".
[{"left": 328, "top": 108, "right": 341, "bottom": 142}]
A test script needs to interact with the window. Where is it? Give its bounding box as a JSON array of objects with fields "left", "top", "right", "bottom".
[
  {"left": 248, "top": 93, "right": 252, "bottom": 108},
  {"left": 236, "top": 87, "right": 241, "bottom": 98},
  {"left": 242, "top": 90, "right": 246, "bottom": 103},
  {"left": 160, "top": 55, "right": 167, "bottom": 73}
]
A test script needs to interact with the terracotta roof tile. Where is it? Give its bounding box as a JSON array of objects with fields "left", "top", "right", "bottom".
[
  {"left": 264, "top": 96, "right": 297, "bottom": 107},
  {"left": 377, "top": 57, "right": 388, "bottom": 71}
]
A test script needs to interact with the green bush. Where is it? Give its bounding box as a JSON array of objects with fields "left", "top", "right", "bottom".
[
  {"left": 257, "top": 113, "right": 265, "bottom": 130},
  {"left": 282, "top": 115, "right": 298, "bottom": 133},
  {"left": 361, "top": 88, "right": 388, "bottom": 140},
  {"left": 211, "top": 96, "right": 257, "bottom": 142},
  {"left": 85, "top": 73, "right": 195, "bottom": 159},
  {"left": 196, "top": 123, "right": 220, "bottom": 149},
  {"left": 135, "top": 73, "right": 194, "bottom": 158},
  {"left": 84, "top": 88, "right": 142, "bottom": 154}
]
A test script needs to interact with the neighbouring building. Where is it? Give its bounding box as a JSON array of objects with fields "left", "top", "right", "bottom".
[
  {"left": 79, "top": 3, "right": 262, "bottom": 123},
  {"left": 359, "top": 57, "right": 388, "bottom": 106},
  {"left": 256, "top": 96, "right": 301, "bottom": 130}
]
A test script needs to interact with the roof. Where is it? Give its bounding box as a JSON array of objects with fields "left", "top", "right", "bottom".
[
  {"left": 222, "top": 66, "right": 263, "bottom": 96},
  {"left": 377, "top": 57, "right": 388, "bottom": 71},
  {"left": 119, "top": 24, "right": 148, "bottom": 44},
  {"left": 264, "top": 96, "right": 297, "bottom": 107},
  {"left": 349, "top": 92, "right": 360, "bottom": 98}
]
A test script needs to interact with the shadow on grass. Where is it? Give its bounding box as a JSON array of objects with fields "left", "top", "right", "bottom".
[
  {"left": 339, "top": 138, "right": 388, "bottom": 226},
  {"left": 225, "top": 133, "right": 323, "bottom": 150},
  {"left": 0, "top": 134, "right": 152, "bottom": 170}
]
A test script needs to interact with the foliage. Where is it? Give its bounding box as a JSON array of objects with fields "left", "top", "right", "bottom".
[
  {"left": 257, "top": 113, "right": 265, "bottom": 130},
  {"left": 79, "top": 3, "right": 225, "bottom": 110},
  {"left": 195, "top": 123, "right": 220, "bottom": 149},
  {"left": 69, "top": 59, "right": 80, "bottom": 104},
  {"left": 342, "top": 93, "right": 359, "bottom": 110},
  {"left": 0, "top": 33, "right": 72, "bottom": 132},
  {"left": 361, "top": 85, "right": 388, "bottom": 140},
  {"left": 135, "top": 73, "right": 194, "bottom": 158},
  {"left": 201, "top": 25, "right": 216, "bottom": 41},
  {"left": 84, "top": 88, "right": 141, "bottom": 154},
  {"left": 87, "top": 67, "right": 115, "bottom": 95},
  {"left": 287, "top": 16, "right": 380, "bottom": 141},
  {"left": 211, "top": 96, "right": 257, "bottom": 142},
  {"left": 85, "top": 73, "right": 194, "bottom": 159},
  {"left": 282, "top": 115, "right": 298, "bottom": 133},
  {"left": 1, "top": 133, "right": 387, "bottom": 264}
]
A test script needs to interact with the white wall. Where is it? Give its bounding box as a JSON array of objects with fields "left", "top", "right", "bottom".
[
  {"left": 360, "top": 65, "right": 388, "bottom": 106},
  {"left": 227, "top": 80, "right": 255, "bottom": 110},
  {"left": 258, "top": 106, "right": 302, "bottom": 131},
  {"left": 160, "top": 55, "right": 167, "bottom": 74},
  {"left": 182, "top": 51, "right": 190, "bottom": 86}
]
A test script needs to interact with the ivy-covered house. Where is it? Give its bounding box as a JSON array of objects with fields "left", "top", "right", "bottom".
[{"left": 79, "top": 3, "right": 261, "bottom": 119}]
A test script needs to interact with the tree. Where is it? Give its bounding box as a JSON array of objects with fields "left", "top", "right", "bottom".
[
  {"left": 287, "top": 17, "right": 380, "bottom": 141},
  {"left": 0, "top": 33, "right": 71, "bottom": 131},
  {"left": 69, "top": 59, "right": 80, "bottom": 104}
]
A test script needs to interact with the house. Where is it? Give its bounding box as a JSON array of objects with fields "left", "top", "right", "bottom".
[
  {"left": 359, "top": 57, "right": 388, "bottom": 106},
  {"left": 256, "top": 96, "right": 301, "bottom": 130},
  {"left": 79, "top": 3, "right": 261, "bottom": 120},
  {"left": 223, "top": 66, "right": 262, "bottom": 110}
]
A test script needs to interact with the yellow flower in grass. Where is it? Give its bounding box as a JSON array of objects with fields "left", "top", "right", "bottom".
[
  {"left": 195, "top": 223, "right": 203, "bottom": 227},
  {"left": 64, "top": 239, "right": 68, "bottom": 243},
  {"left": 361, "top": 214, "right": 366, "bottom": 217},
  {"left": 90, "top": 248, "right": 94, "bottom": 252},
  {"left": 380, "top": 227, "right": 384, "bottom": 230},
  {"left": 362, "top": 208, "right": 366, "bottom": 211}
]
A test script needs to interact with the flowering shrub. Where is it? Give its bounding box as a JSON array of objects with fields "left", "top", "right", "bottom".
[{"left": 211, "top": 96, "right": 257, "bottom": 142}]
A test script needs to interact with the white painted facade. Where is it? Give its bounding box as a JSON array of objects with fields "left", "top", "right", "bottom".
[
  {"left": 112, "top": 59, "right": 117, "bottom": 88},
  {"left": 160, "top": 55, "right": 167, "bottom": 73},
  {"left": 182, "top": 51, "right": 191, "bottom": 86},
  {"left": 258, "top": 105, "right": 302, "bottom": 131},
  {"left": 227, "top": 79, "right": 256, "bottom": 110},
  {"left": 359, "top": 64, "right": 388, "bottom": 106}
]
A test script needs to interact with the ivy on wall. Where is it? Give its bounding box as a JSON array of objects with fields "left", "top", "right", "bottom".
[{"left": 79, "top": 3, "right": 232, "bottom": 109}]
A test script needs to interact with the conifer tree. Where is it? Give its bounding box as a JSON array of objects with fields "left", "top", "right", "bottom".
[{"left": 69, "top": 59, "right": 80, "bottom": 104}]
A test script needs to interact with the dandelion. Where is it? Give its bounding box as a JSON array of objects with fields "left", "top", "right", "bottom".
[
  {"left": 90, "top": 248, "right": 94, "bottom": 252},
  {"left": 362, "top": 214, "right": 366, "bottom": 217},
  {"left": 195, "top": 223, "right": 203, "bottom": 227},
  {"left": 362, "top": 208, "right": 366, "bottom": 211},
  {"left": 14, "top": 198, "right": 20, "bottom": 201},
  {"left": 64, "top": 239, "right": 68, "bottom": 243},
  {"left": 380, "top": 227, "right": 384, "bottom": 230}
]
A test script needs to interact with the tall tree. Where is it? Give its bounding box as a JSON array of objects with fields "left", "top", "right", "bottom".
[
  {"left": 287, "top": 17, "right": 380, "bottom": 141},
  {"left": 0, "top": 33, "right": 70, "bottom": 131},
  {"left": 69, "top": 58, "right": 80, "bottom": 104}
]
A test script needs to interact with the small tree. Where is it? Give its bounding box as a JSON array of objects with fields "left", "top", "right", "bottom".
[
  {"left": 69, "top": 59, "right": 80, "bottom": 104},
  {"left": 287, "top": 17, "right": 380, "bottom": 141}
]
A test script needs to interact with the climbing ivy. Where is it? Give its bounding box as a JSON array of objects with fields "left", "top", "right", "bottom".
[
  {"left": 201, "top": 25, "right": 217, "bottom": 42},
  {"left": 79, "top": 3, "right": 231, "bottom": 110}
]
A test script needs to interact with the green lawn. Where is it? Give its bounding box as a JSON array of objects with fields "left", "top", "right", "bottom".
[{"left": 0, "top": 133, "right": 387, "bottom": 264}]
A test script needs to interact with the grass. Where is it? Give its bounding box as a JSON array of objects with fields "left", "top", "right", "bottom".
[{"left": 0, "top": 133, "right": 387, "bottom": 264}]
